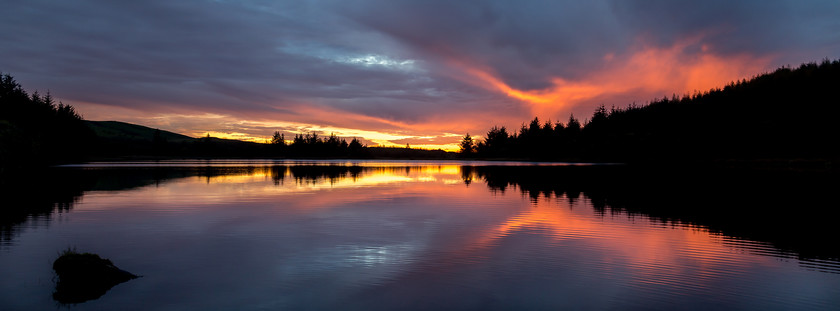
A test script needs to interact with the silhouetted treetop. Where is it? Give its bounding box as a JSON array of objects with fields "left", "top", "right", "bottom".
[
  {"left": 1, "top": 72, "right": 92, "bottom": 169},
  {"left": 459, "top": 133, "right": 476, "bottom": 156}
]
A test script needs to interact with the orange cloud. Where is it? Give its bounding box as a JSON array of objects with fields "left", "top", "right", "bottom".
[{"left": 453, "top": 38, "right": 773, "bottom": 118}]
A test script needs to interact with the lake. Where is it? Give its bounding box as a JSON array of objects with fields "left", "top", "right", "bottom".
[{"left": 1, "top": 160, "right": 838, "bottom": 310}]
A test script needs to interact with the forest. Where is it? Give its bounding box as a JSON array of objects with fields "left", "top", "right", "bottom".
[
  {"left": 0, "top": 73, "right": 93, "bottom": 170},
  {"left": 462, "top": 59, "right": 840, "bottom": 167}
]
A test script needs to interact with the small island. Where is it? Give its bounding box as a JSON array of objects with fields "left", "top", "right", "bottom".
[{"left": 52, "top": 249, "right": 139, "bottom": 304}]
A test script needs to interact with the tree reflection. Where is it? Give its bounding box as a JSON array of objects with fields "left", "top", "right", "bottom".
[
  {"left": 1, "top": 165, "right": 384, "bottom": 245},
  {"left": 4, "top": 164, "right": 838, "bottom": 266},
  {"left": 469, "top": 165, "right": 840, "bottom": 261},
  {"left": 0, "top": 169, "right": 84, "bottom": 245}
]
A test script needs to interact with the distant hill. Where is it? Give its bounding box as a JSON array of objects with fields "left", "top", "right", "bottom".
[
  {"left": 86, "top": 121, "right": 195, "bottom": 143},
  {"left": 85, "top": 120, "right": 272, "bottom": 159},
  {"left": 367, "top": 146, "right": 456, "bottom": 159},
  {"left": 83, "top": 121, "right": 462, "bottom": 160}
]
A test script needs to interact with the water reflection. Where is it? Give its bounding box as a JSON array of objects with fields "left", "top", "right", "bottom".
[
  {"left": 469, "top": 165, "right": 840, "bottom": 264},
  {"left": 1, "top": 161, "right": 838, "bottom": 310},
  {"left": 4, "top": 163, "right": 837, "bottom": 263},
  {"left": 1, "top": 164, "right": 455, "bottom": 245}
]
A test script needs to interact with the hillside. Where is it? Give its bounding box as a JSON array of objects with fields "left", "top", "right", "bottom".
[
  {"left": 86, "top": 121, "right": 195, "bottom": 143},
  {"left": 367, "top": 146, "right": 455, "bottom": 159},
  {"left": 85, "top": 120, "right": 271, "bottom": 159}
]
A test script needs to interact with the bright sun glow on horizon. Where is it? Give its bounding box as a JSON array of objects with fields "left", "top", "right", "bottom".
[
  {"left": 191, "top": 119, "right": 464, "bottom": 151},
  {"left": 199, "top": 130, "right": 461, "bottom": 152}
]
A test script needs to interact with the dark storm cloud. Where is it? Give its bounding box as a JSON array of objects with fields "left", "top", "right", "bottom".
[{"left": 1, "top": 0, "right": 838, "bottom": 143}]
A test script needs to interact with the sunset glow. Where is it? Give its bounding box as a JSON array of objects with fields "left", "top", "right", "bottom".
[
  {"left": 458, "top": 38, "right": 772, "bottom": 117},
  {"left": 2, "top": 1, "right": 835, "bottom": 148}
]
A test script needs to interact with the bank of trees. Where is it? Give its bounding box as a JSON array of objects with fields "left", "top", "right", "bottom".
[
  {"left": 1, "top": 73, "right": 93, "bottom": 170},
  {"left": 460, "top": 114, "right": 584, "bottom": 160},
  {"left": 462, "top": 59, "right": 840, "bottom": 163},
  {"left": 269, "top": 131, "right": 367, "bottom": 158}
]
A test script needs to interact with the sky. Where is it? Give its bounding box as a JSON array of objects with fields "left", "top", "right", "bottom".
[{"left": 2, "top": 0, "right": 839, "bottom": 150}]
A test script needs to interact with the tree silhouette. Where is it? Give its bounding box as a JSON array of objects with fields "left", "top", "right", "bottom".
[
  {"left": 565, "top": 114, "right": 581, "bottom": 136},
  {"left": 459, "top": 133, "right": 476, "bottom": 156},
  {"left": 1, "top": 72, "right": 93, "bottom": 170},
  {"left": 349, "top": 138, "right": 364, "bottom": 152},
  {"left": 477, "top": 126, "right": 509, "bottom": 157},
  {"left": 271, "top": 131, "right": 285, "bottom": 145}
]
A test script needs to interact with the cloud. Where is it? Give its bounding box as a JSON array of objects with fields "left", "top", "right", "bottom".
[
  {"left": 1, "top": 0, "right": 838, "bottom": 148},
  {"left": 456, "top": 37, "right": 772, "bottom": 117}
]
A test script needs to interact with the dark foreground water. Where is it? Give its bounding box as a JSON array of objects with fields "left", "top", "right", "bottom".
[{"left": 1, "top": 160, "right": 838, "bottom": 310}]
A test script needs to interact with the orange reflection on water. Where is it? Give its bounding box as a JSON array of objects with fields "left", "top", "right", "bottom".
[
  {"left": 449, "top": 189, "right": 781, "bottom": 294},
  {"left": 79, "top": 165, "right": 471, "bottom": 212},
  {"left": 81, "top": 163, "right": 785, "bottom": 284}
]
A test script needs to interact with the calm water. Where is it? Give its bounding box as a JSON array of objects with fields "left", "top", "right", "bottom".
[{"left": 1, "top": 160, "right": 838, "bottom": 310}]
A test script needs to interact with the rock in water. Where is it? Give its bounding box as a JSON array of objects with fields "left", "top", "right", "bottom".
[{"left": 52, "top": 250, "right": 139, "bottom": 304}]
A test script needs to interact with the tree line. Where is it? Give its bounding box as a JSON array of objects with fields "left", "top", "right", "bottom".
[
  {"left": 461, "top": 59, "right": 840, "bottom": 165},
  {"left": 267, "top": 131, "right": 367, "bottom": 158},
  {"left": 459, "top": 114, "right": 584, "bottom": 160},
  {"left": 1, "top": 72, "right": 94, "bottom": 172}
]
